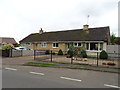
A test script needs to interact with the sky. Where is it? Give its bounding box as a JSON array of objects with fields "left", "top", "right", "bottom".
[{"left": 0, "top": 0, "right": 119, "bottom": 43}]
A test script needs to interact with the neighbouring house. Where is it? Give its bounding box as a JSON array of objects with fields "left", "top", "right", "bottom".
[
  {"left": 0, "top": 37, "right": 17, "bottom": 47},
  {"left": 19, "top": 25, "right": 110, "bottom": 54}
]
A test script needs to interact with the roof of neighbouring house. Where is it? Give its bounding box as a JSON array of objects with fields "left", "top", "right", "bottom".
[
  {"left": 0, "top": 37, "right": 17, "bottom": 44},
  {"left": 19, "top": 26, "right": 110, "bottom": 43}
]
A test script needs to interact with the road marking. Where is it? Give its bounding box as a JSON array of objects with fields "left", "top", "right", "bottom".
[
  {"left": 104, "top": 84, "right": 120, "bottom": 88},
  {"left": 5, "top": 67, "right": 17, "bottom": 71},
  {"left": 29, "top": 72, "right": 45, "bottom": 75},
  {"left": 60, "top": 76, "right": 82, "bottom": 82}
]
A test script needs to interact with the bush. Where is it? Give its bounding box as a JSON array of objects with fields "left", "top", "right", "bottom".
[
  {"left": 99, "top": 50, "right": 108, "bottom": 59},
  {"left": 45, "top": 50, "right": 50, "bottom": 54},
  {"left": 58, "top": 49, "right": 63, "bottom": 55},
  {"left": 81, "top": 51, "right": 87, "bottom": 58},
  {"left": 2, "top": 44, "right": 14, "bottom": 50},
  {"left": 52, "top": 52, "right": 56, "bottom": 55},
  {"left": 67, "top": 50, "right": 73, "bottom": 57}
]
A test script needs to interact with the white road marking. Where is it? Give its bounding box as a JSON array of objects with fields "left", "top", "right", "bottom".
[
  {"left": 60, "top": 76, "right": 82, "bottom": 82},
  {"left": 29, "top": 72, "right": 45, "bottom": 75},
  {"left": 5, "top": 67, "right": 17, "bottom": 71},
  {"left": 104, "top": 84, "right": 120, "bottom": 88}
]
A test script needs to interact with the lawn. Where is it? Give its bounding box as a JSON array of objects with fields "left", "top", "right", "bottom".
[{"left": 25, "top": 62, "right": 63, "bottom": 66}]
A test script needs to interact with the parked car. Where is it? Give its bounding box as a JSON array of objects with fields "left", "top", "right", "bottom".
[{"left": 14, "top": 47, "right": 31, "bottom": 50}]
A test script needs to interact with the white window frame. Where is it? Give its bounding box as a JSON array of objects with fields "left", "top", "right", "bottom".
[
  {"left": 41, "top": 42, "right": 46, "bottom": 48},
  {"left": 74, "top": 42, "right": 81, "bottom": 47},
  {"left": 53, "top": 43, "right": 59, "bottom": 48},
  {"left": 86, "top": 42, "right": 103, "bottom": 51}
]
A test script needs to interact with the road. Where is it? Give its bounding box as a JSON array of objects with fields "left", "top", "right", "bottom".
[{"left": 2, "top": 65, "right": 119, "bottom": 88}]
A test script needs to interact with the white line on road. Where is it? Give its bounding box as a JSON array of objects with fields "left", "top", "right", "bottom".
[
  {"left": 60, "top": 76, "right": 82, "bottom": 82},
  {"left": 29, "top": 72, "right": 45, "bottom": 75},
  {"left": 104, "top": 84, "right": 120, "bottom": 88},
  {"left": 5, "top": 67, "right": 17, "bottom": 71}
]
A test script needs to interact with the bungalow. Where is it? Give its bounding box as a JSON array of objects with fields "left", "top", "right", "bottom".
[{"left": 19, "top": 25, "right": 110, "bottom": 54}]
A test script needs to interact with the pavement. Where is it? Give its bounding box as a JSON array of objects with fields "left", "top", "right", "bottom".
[{"left": 2, "top": 56, "right": 120, "bottom": 73}]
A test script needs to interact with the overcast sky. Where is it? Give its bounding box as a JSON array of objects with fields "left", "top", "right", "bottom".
[{"left": 0, "top": 0, "right": 119, "bottom": 43}]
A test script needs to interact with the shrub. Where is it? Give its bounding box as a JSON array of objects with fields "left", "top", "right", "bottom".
[
  {"left": 45, "top": 50, "right": 50, "bottom": 54},
  {"left": 67, "top": 50, "right": 73, "bottom": 57},
  {"left": 2, "top": 44, "right": 14, "bottom": 50},
  {"left": 99, "top": 50, "right": 108, "bottom": 59},
  {"left": 107, "top": 62, "right": 116, "bottom": 66},
  {"left": 58, "top": 49, "right": 63, "bottom": 55},
  {"left": 81, "top": 51, "right": 87, "bottom": 58},
  {"left": 52, "top": 52, "right": 56, "bottom": 55}
]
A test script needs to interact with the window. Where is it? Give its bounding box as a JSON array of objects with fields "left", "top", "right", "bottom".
[
  {"left": 90, "top": 43, "right": 98, "bottom": 50},
  {"left": 41, "top": 42, "right": 46, "bottom": 48},
  {"left": 74, "top": 43, "right": 81, "bottom": 47},
  {"left": 53, "top": 43, "right": 59, "bottom": 48},
  {"left": 86, "top": 43, "right": 89, "bottom": 50}
]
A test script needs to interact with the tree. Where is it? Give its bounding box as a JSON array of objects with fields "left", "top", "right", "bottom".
[
  {"left": 110, "top": 33, "right": 116, "bottom": 45},
  {"left": 114, "top": 37, "right": 120, "bottom": 45},
  {"left": 2, "top": 44, "right": 14, "bottom": 50}
]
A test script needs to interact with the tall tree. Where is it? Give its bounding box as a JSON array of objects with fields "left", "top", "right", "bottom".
[{"left": 110, "top": 33, "right": 116, "bottom": 45}]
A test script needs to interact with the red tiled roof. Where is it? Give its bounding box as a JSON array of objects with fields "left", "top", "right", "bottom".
[{"left": 0, "top": 37, "right": 17, "bottom": 44}]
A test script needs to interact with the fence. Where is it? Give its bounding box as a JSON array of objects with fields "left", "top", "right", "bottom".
[
  {"left": 107, "top": 45, "right": 120, "bottom": 59},
  {"left": 0, "top": 49, "right": 34, "bottom": 57},
  {"left": 0, "top": 50, "right": 10, "bottom": 57},
  {"left": 34, "top": 50, "right": 119, "bottom": 68}
]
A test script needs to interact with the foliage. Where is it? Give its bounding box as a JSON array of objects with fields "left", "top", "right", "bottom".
[
  {"left": 2, "top": 44, "right": 14, "bottom": 50},
  {"left": 114, "top": 37, "right": 120, "bottom": 45},
  {"left": 45, "top": 50, "right": 50, "bottom": 54},
  {"left": 67, "top": 43, "right": 87, "bottom": 58},
  {"left": 52, "top": 52, "right": 55, "bottom": 55},
  {"left": 14, "top": 43, "right": 21, "bottom": 47},
  {"left": 110, "top": 33, "right": 116, "bottom": 45},
  {"left": 99, "top": 50, "right": 108, "bottom": 59},
  {"left": 58, "top": 49, "right": 63, "bottom": 55},
  {"left": 67, "top": 43, "right": 77, "bottom": 57},
  {"left": 81, "top": 50, "right": 87, "bottom": 58}
]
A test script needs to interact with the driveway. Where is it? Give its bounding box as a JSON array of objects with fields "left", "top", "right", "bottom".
[{"left": 2, "top": 56, "right": 35, "bottom": 65}]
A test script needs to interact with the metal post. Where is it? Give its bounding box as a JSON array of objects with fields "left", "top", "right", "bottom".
[
  {"left": 97, "top": 52, "right": 98, "bottom": 66},
  {"left": 71, "top": 57, "right": 73, "bottom": 64},
  {"left": 34, "top": 50, "right": 36, "bottom": 60},
  {"left": 51, "top": 50, "right": 52, "bottom": 62}
]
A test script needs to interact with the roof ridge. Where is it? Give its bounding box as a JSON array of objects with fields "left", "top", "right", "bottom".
[{"left": 31, "top": 26, "right": 110, "bottom": 34}]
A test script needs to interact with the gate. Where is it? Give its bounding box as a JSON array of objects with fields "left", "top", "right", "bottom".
[{"left": 34, "top": 50, "right": 51, "bottom": 61}]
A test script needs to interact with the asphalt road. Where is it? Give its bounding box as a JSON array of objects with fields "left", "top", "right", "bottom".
[{"left": 2, "top": 65, "right": 119, "bottom": 88}]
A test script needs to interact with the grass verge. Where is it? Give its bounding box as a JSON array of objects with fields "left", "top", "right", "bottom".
[{"left": 25, "top": 62, "right": 63, "bottom": 66}]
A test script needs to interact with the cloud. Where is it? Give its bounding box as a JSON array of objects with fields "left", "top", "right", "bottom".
[{"left": 0, "top": 0, "right": 119, "bottom": 42}]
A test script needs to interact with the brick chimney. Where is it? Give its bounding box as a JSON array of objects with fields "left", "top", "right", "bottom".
[
  {"left": 39, "top": 28, "right": 44, "bottom": 34},
  {"left": 83, "top": 24, "right": 89, "bottom": 30}
]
